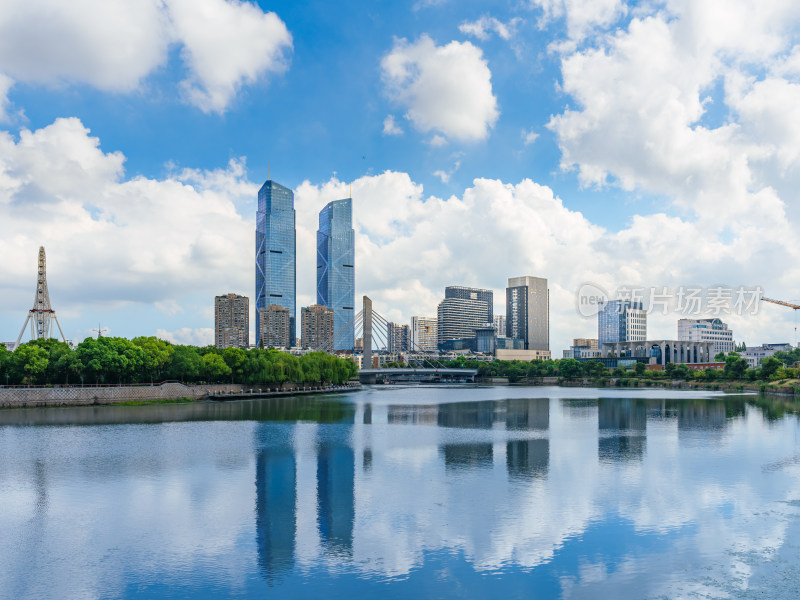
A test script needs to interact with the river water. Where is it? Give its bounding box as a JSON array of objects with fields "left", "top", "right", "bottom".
[{"left": 1, "top": 385, "right": 800, "bottom": 599}]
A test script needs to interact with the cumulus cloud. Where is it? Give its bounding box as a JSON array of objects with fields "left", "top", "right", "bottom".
[
  {"left": 530, "top": 0, "right": 626, "bottom": 42},
  {"left": 546, "top": 0, "right": 800, "bottom": 234},
  {"left": 381, "top": 35, "right": 499, "bottom": 142},
  {"left": 459, "top": 16, "right": 522, "bottom": 41},
  {"left": 1, "top": 116, "right": 797, "bottom": 351},
  {"left": 169, "top": 0, "right": 292, "bottom": 114},
  {"left": 156, "top": 327, "right": 215, "bottom": 346},
  {"left": 0, "top": 117, "right": 256, "bottom": 339},
  {"left": 0, "top": 73, "right": 14, "bottom": 122},
  {"left": 382, "top": 115, "right": 403, "bottom": 136},
  {"left": 0, "top": 0, "right": 292, "bottom": 113}
]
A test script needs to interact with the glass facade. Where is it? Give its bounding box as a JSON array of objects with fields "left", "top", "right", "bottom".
[
  {"left": 445, "top": 286, "right": 493, "bottom": 323},
  {"left": 597, "top": 300, "right": 646, "bottom": 344},
  {"left": 256, "top": 180, "right": 296, "bottom": 347},
  {"left": 317, "top": 198, "right": 355, "bottom": 351}
]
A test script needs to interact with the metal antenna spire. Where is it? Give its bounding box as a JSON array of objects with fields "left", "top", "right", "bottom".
[{"left": 15, "top": 246, "right": 67, "bottom": 348}]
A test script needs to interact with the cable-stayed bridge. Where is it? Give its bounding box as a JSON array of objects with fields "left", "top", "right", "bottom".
[{"left": 323, "top": 296, "right": 477, "bottom": 384}]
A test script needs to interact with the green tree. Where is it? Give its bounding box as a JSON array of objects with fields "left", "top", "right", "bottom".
[
  {"left": 664, "top": 362, "right": 677, "bottom": 377},
  {"left": 557, "top": 358, "right": 582, "bottom": 379},
  {"left": 201, "top": 353, "right": 232, "bottom": 382},
  {"left": 164, "top": 345, "right": 201, "bottom": 382},
  {"left": 12, "top": 343, "right": 50, "bottom": 384},
  {"left": 714, "top": 352, "right": 726, "bottom": 362},
  {"left": 222, "top": 347, "right": 248, "bottom": 382},
  {"left": 634, "top": 362, "right": 646, "bottom": 376},
  {"left": 760, "top": 356, "right": 782, "bottom": 380},
  {"left": 723, "top": 352, "right": 749, "bottom": 380},
  {"left": 674, "top": 364, "right": 691, "bottom": 379},
  {"left": 133, "top": 336, "right": 174, "bottom": 383}
]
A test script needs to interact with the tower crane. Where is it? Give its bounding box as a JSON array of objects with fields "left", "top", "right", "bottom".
[{"left": 761, "top": 297, "right": 800, "bottom": 347}]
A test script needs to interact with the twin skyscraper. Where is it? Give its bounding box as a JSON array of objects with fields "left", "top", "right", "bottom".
[{"left": 255, "top": 178, "right": 355, "bottom": 351}]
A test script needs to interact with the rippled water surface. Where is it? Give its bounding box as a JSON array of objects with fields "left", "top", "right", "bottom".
[{"left": 2, "top": 385, "right": 800, "bottom": 599}]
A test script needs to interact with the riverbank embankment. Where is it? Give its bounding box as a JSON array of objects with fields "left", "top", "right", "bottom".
[{"left": 0, "top": 381, "right": 361, "bottom": 408}]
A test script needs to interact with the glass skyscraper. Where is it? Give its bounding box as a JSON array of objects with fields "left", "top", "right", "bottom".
[
  {"left": 256, "top": 179, "right": 296, "bottom": 347},
  {"left": 316, "top": 198, "right": 355, "bottom": 351},
  {"left": 597, "top": 299, "right": 646, "bottom": 344}
]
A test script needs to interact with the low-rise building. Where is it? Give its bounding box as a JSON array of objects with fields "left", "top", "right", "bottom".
[
  {"left": 741, "top": 343, "right": 793, "bottom": 369},
  {"left": 496, "top": 349, "right": 551, "bottom": 361},
  {"left": 601, "top": 339, "right": 714, "bottom": 366}
]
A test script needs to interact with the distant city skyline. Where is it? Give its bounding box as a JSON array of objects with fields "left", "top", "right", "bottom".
[{"left": 1, "top": 1, "right": 799, "bottom": 354}]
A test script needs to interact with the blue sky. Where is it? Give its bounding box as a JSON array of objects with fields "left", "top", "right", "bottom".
[{"left": 1, "top": 0, "right": 799, "bottom": 351}]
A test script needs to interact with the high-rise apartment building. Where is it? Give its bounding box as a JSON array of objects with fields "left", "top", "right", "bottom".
[
  {"left": 437, "top": 297, "right": 489, "bottom": 348},
  {"left": 493, "top": 315, "right": 506, "bottom": 336},
  {"left": 410, "top": 316, "right": 438, "bottom": 352},
  {"left": 301, "top": 304, "right": 334, "bottom": 351},
  {"left": 598, "top": 300, "right": 646, "bottom": 344},
  {"left": 506, "top": 276, "right": 549, "bottom": 351},
  {"left": 256, "top": 179, "right": 296, "bottom": 347},
  {"left": 387, "top": 322, "right": 410, "bottom": 353},
  {"left": 317, "top": 198, "right": 355, "bottom": 351},
  {"left": 445, "top": 286, "right": 493, "bottom": 323},
  {"left": 215, "top": 293, "right": 249, "bottom": 349},
  {"left": 677, "top": 318, "right": 734, "bottom": 355},
  {"left": 258, "top": 305, "right": 290, "bottom": 349}
]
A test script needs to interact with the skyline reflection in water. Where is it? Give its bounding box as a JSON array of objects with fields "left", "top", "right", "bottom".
[{"left": 1, "top": 386, "right": 798, "bottom": 599}]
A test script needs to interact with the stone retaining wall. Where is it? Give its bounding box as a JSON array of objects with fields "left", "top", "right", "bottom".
[{"left": 0, "top": 382, "right": 246, "bottom": 408}]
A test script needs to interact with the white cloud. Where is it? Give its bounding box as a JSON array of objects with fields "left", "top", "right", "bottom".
[
  {"left": 0, "top": 0, "right": 292, "bottom": 113},
  {"left": 381, "top": 35, "right": 499, "bottom": 142},
  {"left": 168, "top": 0, "right": 292, "bottom": 114},
  {"left": 0, "top": 117, "right": 256, "bottom": 332},
  {"left": 0, "top": 73, "right": 14, "bottom": 122},
  {"left": 433, "top": 161, "right": 461, "bottom": 183},
  {"left": 522, "top": 128, "right": 539, "bottom": 145},
  {"left": 530, "top": 0, "right": 626, "bottom": 42},
  {"left": 459, "top": 16, "right": 522, "bottom": 41},
  {"left": 1, "top": 116, "right": 798, "bottom": 352},
  {"left": 382, "top": 114, "right": 403, "bottom": 136},
  {"left": 546, "top": 0, "right": 800, "bottom": 233},
  {"left": 156, "top": 327, "right": 215, "bottom": 346},
  {"left": 428, "top": 134, "right": 448, "bottom": 147}
]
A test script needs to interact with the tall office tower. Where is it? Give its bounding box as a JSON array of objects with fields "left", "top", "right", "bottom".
[
  {"left": 677, "top": 318, "right": 734, "bottom": 355},
  {"left": 256, "top": 178, "right": 296, "bottom": 347},
  {"left": 437, "top": 296, "right": 489, "bottom": 348},
  {"left": 493, "top": 314, "right": 506, "bottom": 336},
  {"left": 301, "top": 304, "right": 334, "bottom": 351},
  {"left": 317, "top": 198, "right": 355, "bottom": 351},
  {"left": 598, "top": 299, "right": 647, "bottom": 344},
  {"left": 445, "top": 286, "right": 493, "bottom": 323},
  {"left": 259, "top": 305, "right": 291, "bottom": 348},
  {"left": 411, "top": 316, "right": 438, "bottom": 352},
  {"left": 506, "top": 276, "right": 549, "bottom": 351},
  {"left": 215, "top": 293, "right": 249, "bottom": 349},
  {"left": 387, "top": 322, "right": 410, "bottom": 353}
]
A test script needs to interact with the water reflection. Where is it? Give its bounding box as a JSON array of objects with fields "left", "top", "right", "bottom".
[
  {"left": 598, "top": 398, "right": 647, "bottom": 462},
  {"left": 3, "top": 389, "right": 800, "bottom": 600},
  {"left": 255, "top": 440, "right": 296, "bottom": 581}
]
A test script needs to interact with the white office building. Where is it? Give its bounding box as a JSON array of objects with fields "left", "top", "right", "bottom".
[{"left": 677, "top": 318, "right": 735, "bottom": 356}]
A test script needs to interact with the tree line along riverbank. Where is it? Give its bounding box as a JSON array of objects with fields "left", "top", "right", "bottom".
[{"left": 0, "top": 337, "right": 357, "bottom": 387}]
